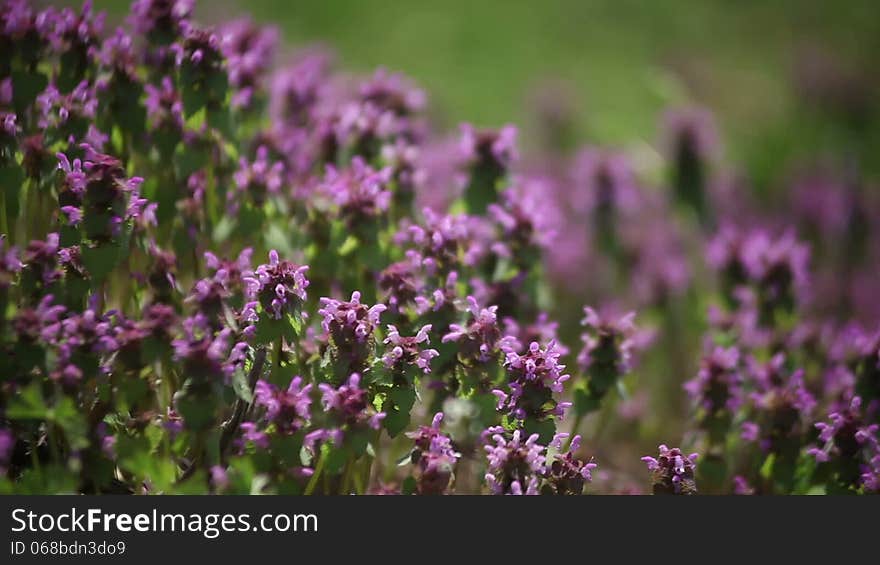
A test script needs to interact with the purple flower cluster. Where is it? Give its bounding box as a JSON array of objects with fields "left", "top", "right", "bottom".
[
  {"left": 245, "top": 250, "right": 309, "bottom": 321},
  {"left": 406, "top": 413, "right": 459, "bottom": 495},
  {"left": 382, "top": 324, "right": 438, "bottom": 375},
  {"left": 493, "top": 340, "right": 571, "bottom": 422},
  {"left": 1, "top": 0, "right": 878, "bottom": 497},
  {"left": 254, "top": 376, "right": 313, "bottom": 435},
  {"left": 642, "top": 445, "right": 699, "bottom": 495},
  {"left": 308, "top": 373, "right": 385, "bottom": 448}
]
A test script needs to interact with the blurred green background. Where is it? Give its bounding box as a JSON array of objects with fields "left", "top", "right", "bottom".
[{"left": 91, "top": 0, "right": 880, "bottom": 184}]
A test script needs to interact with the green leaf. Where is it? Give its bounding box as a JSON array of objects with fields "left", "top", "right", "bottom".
[
  {"left": 324, "top": 444, "right": 349, "bottom": 475},
  {"left": 6, "top": 382, "right": 49, "bottom": 420},
  {"left": 81, "top": 242, "right": 123, "bottom": 283},
  {"left": 53, "top": 396, "right": 89, "bottom": 450},
  {"left": 338, "top": 234, "right": 359, "bottom": 256},
  {"left": 231, "top": 366, "right": 254, "bottom": 403}
]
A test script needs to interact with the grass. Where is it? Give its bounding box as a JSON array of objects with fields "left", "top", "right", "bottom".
[{"left": 90, "top": 0, "right": 880, "bottom": 185}]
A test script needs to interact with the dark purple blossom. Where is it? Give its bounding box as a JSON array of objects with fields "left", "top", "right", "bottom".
[
  {"left": 231, "top": 145, "right": 285, "bottom": 209},
  {"left": 382, "top": 324, "right": 439, "bottom": 374},
  {"left": 308, "top": 373, "right": 385, "bottom": 448},
  {"left": 442, "top": 296, "right": 512, "bottom": 364},
  {"left": 578, "top": 307, "right": 639, "bottom": 387},
  {"left": 218, "top": 18, "right": 278, "bottom": 108},
  {"left": 319, "top": 290, "right": 386, "bottom": 344},
  {"left": 483, "top": 428, "right": 545, "bottom": 495},
  {"left": 642, "top": 444, "right": 698, "bottom": 495},
  {"left": 128, "top": 0, "right": 193, "bottom": 39},
  {"left": 684, "top": 345, "right": 742, "bottom": 422},
  {"left": 406, "top": 413, "right": 459, "bottom": 495},
  {"left": 254, "top": 376, "right": 313, "bottom": 434},
  {"left": 493, "top": 340, "right": 571, "bottom": 422},
  {"left": 544, "top": 433, "right": 597, "bottom": 495},
  {"left": 244, "top": 250, "right": 309, "bottom": 320}
]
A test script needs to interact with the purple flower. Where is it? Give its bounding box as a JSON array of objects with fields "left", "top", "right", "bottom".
[
  {"left": 578, "top": 307, "right": 640, "bottom": 397},
  {"left": 808, "top": 397, "right": 879, "bottom": 486},
  {"left": 358, "top": 67, "right": 426, "bottom": 116},
  {"left": 172, "top": 319, "right": 247, "bottom": 382},
  {"left": 0, "top": 239, "right": 22, "bottom": 288},
  {"left": 319, "top": 290, "right": 386, "bottom": 344},
  {"left": 238, "top": 421, "right": 269, "bottom": 450},
  {"left": 218, "top": 18, "right": 278, "bottom": 108},
  {"left": 544, "top": 434, "right": 598, "bottom": 495},
  {"left": 231, "top": 146, "right": 285, "bottom": 209},
  {"left": 21, "top": 233, "right": 62, "bottom": 295},
  {"left": 382, "top": 324, "right": 439, "bottom": 375},
  {"left": 861, "top": 454, "right": 880, "bottom": 493},
  {"left": 144, "top": 76, "right": 183, "bottom": 131},
  {"left": 320, "top": 157, "right": 392, "bottom": 222},
  {"left": 254, "top": 376, "right": 313, "bottom": 434},
  {"left": 12, "top": 294, "right": 66, "bottom": 344},
  {"left": 406, "top": 412, "right": 447, "bottom": 454},
  {"left": 488, "top": 184, "right": 556, "bottom": 253},
  {"left": 502, "top": 312, "right": 568, "bottom": 355},
  {"left": 128, "top": 0, "right": 193, "bottom": 38},
  {"left": 397, "top": 209, "right": 481, "bottom": 276},
  {"left": 269, "top": 49, "right": 333, "bottom": 127},
  {"left": 311, "top": 373, "right": 385, "bottom": 447},
  {"left": 746, "top": 354, "right": 817, "bottom": 452},
  {"left": 0, "top": 427, "right": 14, "bottom": 472},
  {"left": 684, "top": 345, "right": 742, "bottom": 421},
  {"left": 50, "top": 305, "right": 119, "bottom": 386},
  {"left": 49, "top": 0, "right": 104, "bottom": 56},
  {"left": 641, "top": 444, "right": 698, "bottom": 495},
  {"left": 244, "top": 250, "right": 309, "bottom": 320},
  {"left": 708, "top": 225, "right": 810, "bottom": 318},
  {"left": 493, "top": 340, "right": 571, "bottom": 422},
  {"left": 459, "top": 123, "right": 518, "bottom": 170},
  {"left": 483, "top": 428, "right": 545, "bottom": 495},
  {"left": 378, "top": 259, "right": 422, "bottom": 311},
  {"left": 36, "top": 80, "right": 98, "bottom": 131},
  {"left": 406, "top": 413, "right": 459, "bottom": 495},
  {"left": 442, "top": 296, "right": 512, "bottom": 364},
  {"left": 733, "top": 475, "right": 755, "bottom": 495}
]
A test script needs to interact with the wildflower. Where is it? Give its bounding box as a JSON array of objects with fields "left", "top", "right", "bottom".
[
  {"left": 808, "top": 396, "right": 879, "bottom": 489},
  {"left": 442, "top": 296, "right": 511, "bottom": 364},
  {"left": 684, "top": 345, "right": 742, "bottom": 426},
  {"left": 319, "top": 292, "right": 386, "bottom": 341},
  {"left": 218, "top": 18, "right": 278, "bottom": 108},
  {"left": 321, "top": 157, "right": 392, "bottom": 223},
  {"left": 483, "top": 428, "right": 546, "bottom": 495},
  {"left": 129, "top": 0, "right": 193, "bottom": 41},
  {"left": 544, "top": 434, "right": 597, "bottom": 495},
  {"left": 382, "top": 324, "right": 439, "bottom": 375},
  {"left": 406, "top": 413, "right": 459, "bottom": 495},
  {"left": 244, "top": 250, "right": 309, "bottom": 320},
  {"left": 745, "top": 354, "right": 816, "bottom": 453},
  {"left": 309, "top": 373, "right": 385, "bottom": 448},
  {"left": 642, "top": 445, "right": 698, "bottom": 495},
  {"left": 254, "top": 376, "right": 313, "bottom": 434},
  {"left": 233, "top": 146, "right": 285, "bottom": 210},
  {"left": 493, "top": 340, "right": 571, "bottom": 422}
]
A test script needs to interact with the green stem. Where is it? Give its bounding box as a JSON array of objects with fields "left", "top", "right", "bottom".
[
  {"left": 272, "top": 336, "right": 283, "bottom": 380},
  {"left": 340, "top": 459, "right": 354, "bottom": 495},
  {"left": 0, "top": 186, "right": 8, "bottom": 237},
  {"left": 304, "top": 451, "right": 326, "bottom": 495},
  {"left": 565, "top": 412, "right": 586, "bottom": 451}
]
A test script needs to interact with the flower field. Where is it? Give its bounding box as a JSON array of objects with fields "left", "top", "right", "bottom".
[{"left": 0, "top": 0, "right": 878, "bottom": 495}]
